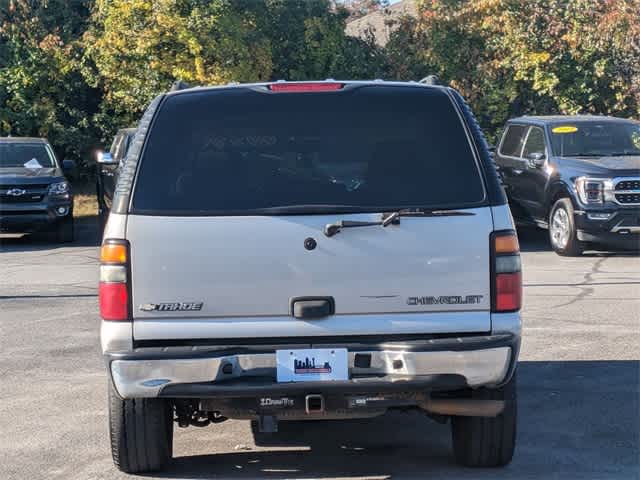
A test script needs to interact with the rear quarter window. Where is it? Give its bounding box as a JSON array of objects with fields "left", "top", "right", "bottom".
[{"left": 132, "top": 86, "right": 487, "bottom": 214}]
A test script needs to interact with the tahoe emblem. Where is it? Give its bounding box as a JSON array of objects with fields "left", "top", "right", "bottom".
[
  {"left": 407, "top": 295, "right": 483, "bottom": 306},
  {"left": 139, "top": 302, "right": 203, "bottom": 312}
]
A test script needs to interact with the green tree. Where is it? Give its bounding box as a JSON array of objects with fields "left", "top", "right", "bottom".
[
  {"left": 0, "top": 0, "right": 99, "bottom": 172},
  {"left": 390, "top": 0, "right": 640, "bottom": 142},
  {"left": 252, "top": 0, "right": 385, "bottom": 80},
  {"left": 83, "top": 0, "right": 272, "bottom": 135}
]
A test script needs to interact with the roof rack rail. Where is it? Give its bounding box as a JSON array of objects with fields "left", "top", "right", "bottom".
[
  {"left": 418, "top": 75, "right": 440, "bottom": 86},
  {"left": 170, "top": 80, "right": 192, "bottom": 91}
]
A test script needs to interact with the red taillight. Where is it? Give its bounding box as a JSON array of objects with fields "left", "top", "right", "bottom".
[
  {"left": 99, "top": 240, "right": 130, "bottom": 321},
  {"left": 492, "top": 231, "right": 522, "bottom": 312},
  {"left": 99, "top": 282, "right": 129, "bottom": 320},
  {"left": 269, "top": 82, "right": 343, "bottom": 92},
  {"left": 495, "top": 271, "right": 522, "bottom": 311}
]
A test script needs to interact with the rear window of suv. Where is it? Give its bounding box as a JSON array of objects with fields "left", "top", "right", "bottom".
[{"left": 131, "top": 85, "right": 486, "bottom": 214}]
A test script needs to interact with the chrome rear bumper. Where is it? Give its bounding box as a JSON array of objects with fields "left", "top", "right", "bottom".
[{"left": 110, "top": 343, "right": 512, "bottom": 398}]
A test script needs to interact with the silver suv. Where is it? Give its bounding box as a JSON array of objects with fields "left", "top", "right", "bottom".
[{"left": 100, "top": 81, "right": 522, "bottom": 473}]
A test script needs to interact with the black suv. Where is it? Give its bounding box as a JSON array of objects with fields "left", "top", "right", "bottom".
[
  {"left": 0, "top": 137, "right": 75, "bottom": 242},
  {"left": 96, "top": 128, "right": 136, "bottom": 232},
  {"left": 495, "top": 116, "right": 640, "bottom": 255}
]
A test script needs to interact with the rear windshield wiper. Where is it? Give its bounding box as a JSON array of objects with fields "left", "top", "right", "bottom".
[{"left": 324, "top": 208, "right": 475, "bottom": 237}]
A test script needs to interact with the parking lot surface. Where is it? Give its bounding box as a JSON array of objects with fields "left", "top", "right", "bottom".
[{"left": 1, "top": 221, "right": 638, "bottom": 480}]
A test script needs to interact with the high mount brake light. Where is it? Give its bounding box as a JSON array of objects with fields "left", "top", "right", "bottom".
[
  {"left": 491, "top": 231, "right": 522, "bottom": 312},
  {"left": 269, "top": 82, "right": 344, "bottom": 93},
  {"left": 99, "top": 240, "right": 131, "bottom": 321}
]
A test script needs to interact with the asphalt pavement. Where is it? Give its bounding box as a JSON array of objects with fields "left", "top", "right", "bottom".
[{"left": 1, "top": 219, "right": 638, "bottom": 480}]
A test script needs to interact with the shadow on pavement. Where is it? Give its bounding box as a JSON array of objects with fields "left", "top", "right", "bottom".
[
  {"left": 151, "top": 360, "right": 639, "bottom": 480},
  {"left": 516, "top": 226, "right": 551, "bottom": 253},
  {"left": 0, "top": 215, "right": 100, "bottom": 252},
  {"left": 517, "top": 225, "right": 639, "bottom": 256}
]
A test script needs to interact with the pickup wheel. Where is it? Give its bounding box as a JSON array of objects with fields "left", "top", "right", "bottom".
[
  {"left": 549, "top": 198, "right": 583, "bottom": 256},
  {"left": 451, "top": 371, "right": 517, "bottom": 467},
  {"left": 108, "top": 381, "right": 173, "bottom": 473}
]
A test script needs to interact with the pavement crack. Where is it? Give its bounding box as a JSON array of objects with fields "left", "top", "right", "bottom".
[{"left": 549, "top": 257, "right": 608, "bottom": 309}]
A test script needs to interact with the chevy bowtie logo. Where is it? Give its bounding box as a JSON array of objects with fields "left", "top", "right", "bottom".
[{"left": 6, "top": 188, "right": 26, "bottom": 196}]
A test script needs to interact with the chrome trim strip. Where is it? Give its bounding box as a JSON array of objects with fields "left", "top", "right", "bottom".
[
  {"left": 110, "top": 347, "right": 511, "bottom": 398},
  {"left": 611, "top": 225, "right": 640, "bottom": 233}
]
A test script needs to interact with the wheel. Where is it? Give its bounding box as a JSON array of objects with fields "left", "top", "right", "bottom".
[
  {"left": 549, "top": 198, "right": 583, "bottom": 256},
  {"left": 108, "top": 381, "right": 173, "bottom": 473},
  {"left": 55, "top": 216, "right": 74, "bottom": 243},
  {"left": 451, "top": 371, "right": 517, "bottom": 467}
]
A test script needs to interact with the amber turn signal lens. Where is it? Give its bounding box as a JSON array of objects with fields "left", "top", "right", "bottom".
[
  {"left": 494, "top": 234, "right": 520, "bottom": 254},
  {"left": 100, "top": 243, "right": 128, "bottom": 263}
]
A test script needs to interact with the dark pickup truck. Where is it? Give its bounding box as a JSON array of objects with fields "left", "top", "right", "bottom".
[
  {"left": 495, "top": 115, "right": 640, "bottom": 255},
  {"left": 0, "top": 137, "right": 75, "bottom": 242}
]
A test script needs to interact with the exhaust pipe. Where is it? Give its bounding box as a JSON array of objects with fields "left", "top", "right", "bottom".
[
  {"left": 421, "top": 398, "right": 504, "bottom": 417},
  {"left": 305, "top": 394, "right": 325, "bottom": 414}
]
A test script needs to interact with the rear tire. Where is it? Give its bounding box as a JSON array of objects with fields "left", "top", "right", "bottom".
[
  {"left": 108, "top": 381, "right": 173, "bottom": 474},
  {"left": 549, "top": 198, "right": 583, "bottom": 256},
  {"left": 451, "top": 372, "right": 517, "bottom": 467},
  {"left": 55, "top": 216, "right": 74, "bottom": 243}
]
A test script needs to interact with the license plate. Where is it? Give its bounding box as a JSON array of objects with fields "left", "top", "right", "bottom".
[{"left": 276, "top": 348, "right": 348, "bottom": 383}]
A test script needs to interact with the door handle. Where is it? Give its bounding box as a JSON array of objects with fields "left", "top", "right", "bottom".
[{"left": 290, "top": 297, "right": 335, "bottom": 319}]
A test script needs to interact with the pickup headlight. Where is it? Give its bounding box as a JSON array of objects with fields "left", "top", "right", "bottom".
[
  {"left": 575, "top": 177, "right": 614, "bottom": 204},
  {"left": 48, "top": 181, "right": 70, "bottom": 196}
]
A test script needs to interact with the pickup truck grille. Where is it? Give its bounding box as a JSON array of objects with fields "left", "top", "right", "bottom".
[
  {"left": 615, "top": 193, "right": 640, "bottom": 204},
  {"left": 613, "top": 178, "right": 640, "bottom": 206},
  {"left": 0, "top": 184, "right": 48, "bottom": 204},
  {"left": 615, "top": 180, "right": 640, "bottom": 191}
]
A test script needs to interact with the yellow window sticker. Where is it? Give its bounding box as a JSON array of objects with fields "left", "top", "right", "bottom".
[{"left": 552, "top": 126, "right": 578, "bottom": 134}]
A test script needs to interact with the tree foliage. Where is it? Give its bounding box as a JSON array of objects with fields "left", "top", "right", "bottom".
[
  {"left": 83, "top": 0, "right": 272, "bottom": 130},
  {"left": 389, "top": 0, "right": 640, "bottom": 141},
  {"left": 0, "top": 0, "right": 637, "bottom": 174},
  {"left": 0, "top": 0, "right": 100, "bottom": 171}
]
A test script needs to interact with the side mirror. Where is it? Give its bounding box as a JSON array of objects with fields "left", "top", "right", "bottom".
[
  {"left": 62, "top": 159, "right": 76, "bottom": 172},
  {"left": 526, "top": 152, "right": 546, "bottom": 168},
  {"left": 96, "top": 151, "right": 118, "bottom": 165}
]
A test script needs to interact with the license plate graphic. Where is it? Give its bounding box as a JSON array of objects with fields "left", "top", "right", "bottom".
[{"left": 276, "top": 348, "right": 348, "bottom": 383}]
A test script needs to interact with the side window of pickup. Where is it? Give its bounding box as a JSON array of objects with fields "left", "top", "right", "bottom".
[
  {"left": 499, "top": 125, "right": 528, "bottom": 158},
  {"left": 522, "top": 126, "right": 546, "bottom": 160}
]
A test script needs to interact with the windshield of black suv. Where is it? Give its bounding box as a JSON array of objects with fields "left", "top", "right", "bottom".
[
  {"left": 132, "top": 86, "right": 487, "bottom": 214},
  {"left": 549, "top": 120, "right": 640, "bottom": 157},
  {"left": 0, "top": 143, "right": 56, "bottom": 168}
]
